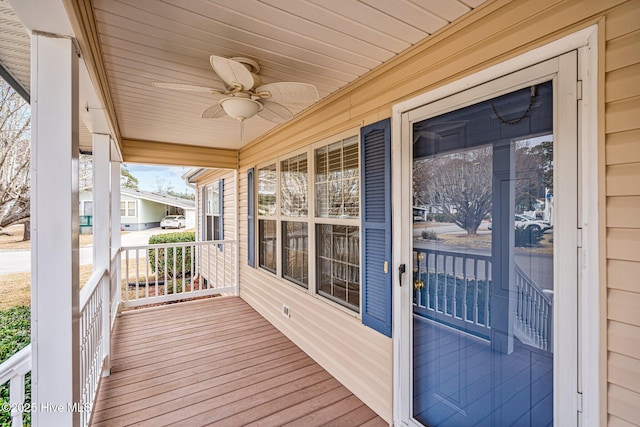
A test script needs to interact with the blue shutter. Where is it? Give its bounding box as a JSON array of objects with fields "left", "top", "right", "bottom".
[
  {"left": 218, "top": 178, "right": 224, "bottom": 240},
  {"left": 247, "top": 168, "right": 255, "bottom": 267},
  {"left": 201, "top": 187, "right": 206, "bottom": 242},
  {"left": 361, "top": 118, "right": 392, "bottom": 337}
]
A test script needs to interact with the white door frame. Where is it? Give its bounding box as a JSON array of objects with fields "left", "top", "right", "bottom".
[{"left": 391, "top": 25, "right": 600, "bottom": 426}]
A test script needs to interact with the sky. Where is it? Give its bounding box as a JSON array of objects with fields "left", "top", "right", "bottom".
[{"left": 125, "top": 163, "right": 195, "bottom": 195}]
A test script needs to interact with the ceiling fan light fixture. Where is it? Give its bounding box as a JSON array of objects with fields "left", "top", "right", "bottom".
[{"left": 218, "top": 97, "right": 263, "bottom": 121}]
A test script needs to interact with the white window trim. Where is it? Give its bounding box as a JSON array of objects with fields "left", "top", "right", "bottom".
[{"left": 391, "top": 25, "right": 599, "bottom": 426}]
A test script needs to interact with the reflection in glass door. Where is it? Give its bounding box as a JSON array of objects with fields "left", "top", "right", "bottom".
[{"left": 411, "top": 82, "right": 555, "bottom": 426}]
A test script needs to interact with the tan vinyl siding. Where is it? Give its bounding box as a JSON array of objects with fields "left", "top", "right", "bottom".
[
  {"left": 605, "top": 0, "right": 640, "bottom": 421},
  {"left": 238, "top": 0, "right": 640, "bottom": 423}
]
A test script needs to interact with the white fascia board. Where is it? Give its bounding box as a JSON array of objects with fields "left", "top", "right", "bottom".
[{"left": 9, "top": 0, "right": 73, "bottom": 35}]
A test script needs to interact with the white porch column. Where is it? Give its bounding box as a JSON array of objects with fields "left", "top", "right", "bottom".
[
  {"left": 92, "top": 133, "right": 111, "bottom": 376},
  {"left": 110, "top": 162, "right": 121, "bottom": 251},
  {"left": 30, "top": 33, "right": 80, "bottom": 426},
  {"left": 111, "top": 160, "right": 121, "bottom": 309}
]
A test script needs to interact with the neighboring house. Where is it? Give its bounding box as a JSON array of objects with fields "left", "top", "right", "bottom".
[
  {"left": 79, "top": 188, "right": 195, "bottom": 232},
  {"left": 2, "top": 1, "right": 639, "bottom": 426}
]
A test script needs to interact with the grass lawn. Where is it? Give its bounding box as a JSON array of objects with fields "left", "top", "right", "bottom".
[
  {"left": 0, "top": 265, "right": 97, "bottom": 311},
  {"left": 0, "top": 224, "right": 94, "bottom": 250}
]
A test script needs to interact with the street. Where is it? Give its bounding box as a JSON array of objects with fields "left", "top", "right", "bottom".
[{"left": 0, "top": 227, "right": 184, "bottom": 275}]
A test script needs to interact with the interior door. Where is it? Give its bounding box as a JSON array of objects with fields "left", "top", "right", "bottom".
[{"left": 399, "top": 53, "right": 578, "bottom": 426}]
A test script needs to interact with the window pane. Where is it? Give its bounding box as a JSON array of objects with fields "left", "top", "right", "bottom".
[
  {"left": 259, "top": 219, "right": 277, "bottom": 273},
  {"left": 314, "top": 136, "right": 359, "bottom": 219},
  {"left": 282, "top": 221, "right": 308, "bottom": 288},
  {"left": 316, "top": 224, "right": 360, "bottom": 310},
  {"left": 127, "top": 201, "right": 135, "bottom": 217},
  {"left": 207, "top": 183, "right": 220, "bottom": 215},
  {"left": 120, "top": 201, "right": 126, "bottom": 217},
  {"left": 281, "top": 154, "right": 308, "bottom": 217},
  {"left": 258, "top": 164, "right": 277, "bottom": 216}
]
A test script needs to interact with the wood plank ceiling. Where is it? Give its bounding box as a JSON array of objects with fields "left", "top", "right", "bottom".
[{"left": 1, "top": 0, "right": 487, "bottom": 152}]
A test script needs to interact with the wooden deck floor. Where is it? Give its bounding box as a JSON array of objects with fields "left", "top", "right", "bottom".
[{"left": 91, "top": 296, "right": 388, "bottom": 426}]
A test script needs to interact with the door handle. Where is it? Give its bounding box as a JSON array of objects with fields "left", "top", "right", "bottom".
[{"left": 398, "top": 264, "right": 406, "bottom": 287}]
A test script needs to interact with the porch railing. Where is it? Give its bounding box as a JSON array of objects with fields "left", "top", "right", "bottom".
[
  {"left": 78, "top": 266, "right": 108, "bottom": 427},
  {"left": 121, "top": 240, "right": 238, "bottom": 308},
  {"left": 413, "top": 248, "right": 492, "bottom": 338},
  {"left": 0, "top": 344, "right": 31, "bottom": 427},
  {"left": 413, "top": 247, "right": 552, "bottom": 351},
  {"left": 0, "top": 239, "right": 237, "bottom": 426},
  {"left": 514, "top": 264, "right": 553, "bottom": 351}
]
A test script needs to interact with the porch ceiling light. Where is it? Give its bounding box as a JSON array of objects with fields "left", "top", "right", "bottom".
[{"left": 219, "top": 97, "right": 263, "bottom": 121}]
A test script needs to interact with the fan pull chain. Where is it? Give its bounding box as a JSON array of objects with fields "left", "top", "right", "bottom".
[{"left": 490, "top": 85, "right": 536, "bottom": 125}]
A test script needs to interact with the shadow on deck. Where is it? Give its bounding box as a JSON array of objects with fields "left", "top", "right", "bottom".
[{"left": 91, "top": 296, "right": 387, "bottom": 426}]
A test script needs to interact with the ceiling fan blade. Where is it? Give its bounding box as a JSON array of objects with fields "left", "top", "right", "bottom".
[
  {"left": 210, "top": 55, "right": 255, "bottom": 91},
  {"left": 255, "top": 82, "right": 319, "bottom": 105},
  {"left": 201, "top": 105, "right": 227, "bottom": 119},
  {"left": 151, "top": 81, "right": 224, "bottom": 94},
  {"left": 257, "top": 100, "right": 294, "bottom": 123}
]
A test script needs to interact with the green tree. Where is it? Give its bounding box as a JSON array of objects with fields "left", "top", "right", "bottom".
[{"left": 120, "top": 164, "right": 139, "bottom": 190}]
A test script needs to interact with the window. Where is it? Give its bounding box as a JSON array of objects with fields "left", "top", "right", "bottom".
[
  {"left": 282, "top": 221, "right": 308, "bottom": 288},
  {"left": 258, "top": 164, "right": 277, "bottom": 272},
  {"left": 253, "top": 133, "right": 361, "bottom": 311},
  {"left": 205, "top": 181, "right": 223, "bottom": 241},
  {"left": 259, "top": 219, "right": 277, "bottom": 273},
  {"left": 280, "top": 154, "right": 309, "bottom": 288},
  {"left": 120, "top": 200, "right": 136, "bottom": 217},
  {"left": 83, "top": 201, "right": 93, "bottom": 216},
  {"left": 315, "top": 137, "right": 359, "bottom": 218},
  {"left": 314, "top": 136, "right": 360, "bottom": 309},
  {"left": 281, "top": 153, "right": 308, "bottom": 216},
  {"left": 316, "top": 224, "right": 359, "bottom": 309}
]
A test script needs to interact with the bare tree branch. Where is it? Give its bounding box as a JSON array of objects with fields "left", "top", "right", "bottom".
[{"left": 0, "top": 80, "right": 31, "bottom": 239}]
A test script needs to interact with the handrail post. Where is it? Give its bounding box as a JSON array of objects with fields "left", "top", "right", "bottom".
[{"left": 9, "top": 374, "right": 25, "bottom": 427}]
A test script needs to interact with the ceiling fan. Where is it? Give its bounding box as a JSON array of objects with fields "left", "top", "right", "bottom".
[{"left": 151, "top": 55, "right": 319, "bottom": 123}]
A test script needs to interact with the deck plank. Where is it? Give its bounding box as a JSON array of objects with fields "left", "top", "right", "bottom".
[{"left": 91, "top": 296, "right": 388, "bottom": 426}]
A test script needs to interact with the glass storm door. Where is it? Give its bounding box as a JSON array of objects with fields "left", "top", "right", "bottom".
[{"left": 400, "top": 53, "right": 578, "bottom": 426}]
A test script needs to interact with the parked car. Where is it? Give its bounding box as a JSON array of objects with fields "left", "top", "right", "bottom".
[
  {"left": 160, "top": 215, "right": 185, "bottom": 229},
  {"left": 487, "top": 214, "right": 552, "bottom": 232},
  {"left": 515, "top": 214, "right": 552, "bottom": 233}
]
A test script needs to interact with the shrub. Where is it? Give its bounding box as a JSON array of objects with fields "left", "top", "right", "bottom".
[
  {"left": 0, "top": 307, "right": 31, "bottom": 426},
  {"left": 421, "top": 230, "right": 438, "bottom": 240},
  {"left": 148, "top": 232, "right": 195, "bottom": 279},
  {"left": 514, "top": 225, "right": 543, "bottom": 247}
]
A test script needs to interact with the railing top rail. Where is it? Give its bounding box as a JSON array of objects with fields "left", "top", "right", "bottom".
[
  {"left": 0, "top": 344, "right": 31, "bottom": 385},
  {"left": 79, "top": 267, "right": 107, "bottom": 312},
  {"left": 414, "top": 247, "right": 492, "bottom": 263},
  {"left": 121, "top": 239, "right": 237, "bottom": 251}
]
